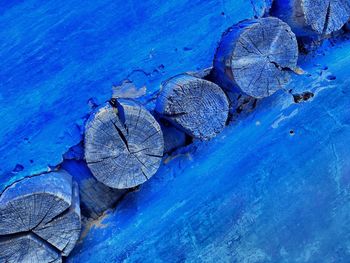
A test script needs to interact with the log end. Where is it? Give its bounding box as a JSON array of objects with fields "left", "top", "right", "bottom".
[
  {"left": 156, "top": 74, "right": 229, "bottom": 140},
  {"left": 0, "top": 172, "right": 82, "bottom": 262},
  {"left": 85, "top": 100, "right": 164, "bottom": 189},
  {"left": 213, "top": 17, "right": 299, "bottom": 98},
  {"left": 271, "top": 0, "right": 350, "bottom": 36}
]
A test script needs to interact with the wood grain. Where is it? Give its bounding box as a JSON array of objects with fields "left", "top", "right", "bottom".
[
  {"left": 272, "top": 0, "right": 350, "bottom": 36},
  {"left": 0, "top": 171, "right": 81, "bottom": 262},
  {"left": 155, "top": 74, "right": 229, "bottom": 140},
  {"left": 213, "top": 17, "right": 298, "bottom": 98},
  {"left": 85, "top": 100, "right": 164, "bottom": 189}
]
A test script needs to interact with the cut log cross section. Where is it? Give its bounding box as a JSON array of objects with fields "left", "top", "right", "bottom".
[
  {"left": 84, "top": 99, "right": 164, "bottom": 189},
  {"left": 0, "top": 171, "right": 81, "bottom": 263},
  {"left": 213, "top": 17, "right": 299, "bottom": 98},
  {"left": 272, "top": 0, "right": 350, "bottom": 36},
  {"left": 155, "top": 74, "right": 229, "bottom": 140}
]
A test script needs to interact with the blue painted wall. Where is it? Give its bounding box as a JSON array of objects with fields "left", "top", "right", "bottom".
[
  {"left": 69, "top": 38, "right": 350, "bottom": 262},
  {"left": 0, "top": 0, "right": 268, "bottom": 191},
  {"left": 2, "top": 0, "right": 350, "bottom": 262}
]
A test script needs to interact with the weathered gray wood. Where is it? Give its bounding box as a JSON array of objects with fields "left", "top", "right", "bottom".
[
  {"left": 271, "top": 0, "right": 350, "bottom": 36},
  {"left": 0, "top": 171, "right": 82, "bottom": 262},
  {"left": 0, "top": 234, "right": 62, "bottom": 263},
  {"left": 33, "top": 182, "right": 81, "bottom": 256},
  {"left": 213, "top": 17, "right": 298, "bottom": 99},
  {"left": 155, "top": 74, "right": 229, "bottom": 140},
  {"left": 85, "top": 99, "right": 164, "bottom": 189},
  {"left": 0, "top": 171, "right": 72, "bottom": 235}
]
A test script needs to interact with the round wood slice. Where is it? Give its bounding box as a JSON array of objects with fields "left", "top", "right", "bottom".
[
  {"left": 213, "top": 17, "right": 298, "bottom": 99},
  {"left": 84, "top": 99, "right": 164, "bottom": 189},
  {"left": 155, "top": 74, "right": 229, "bottom": 140},
  {"left": 0, "top": 234, "right": 62, "bottom": 263},
  {"left": 272, "top": 0, "right": 350, "bottom": 36},
  {"left": 0, "top": 171, "right": 72, "bottom": 235},
  {"left": 33, "top": 182, "right": 81, "bottom": 256},
  {"left": 0, "top": 171, "right": 81, "bottom": 262}
]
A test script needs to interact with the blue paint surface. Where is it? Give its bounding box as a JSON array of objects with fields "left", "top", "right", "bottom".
[
  {"left": 0, "top": 0, "right": 267, "bottom": 191},
  {"left": 69, "top": 38, "right": 350, "bottom": 262},
  {"left": 2, "top": 0, "right": 350, "bottom": 262}
]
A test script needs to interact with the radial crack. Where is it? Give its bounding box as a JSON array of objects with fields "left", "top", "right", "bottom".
[{"left": 112, "top": 122, "right": 130, "bottom": 152}]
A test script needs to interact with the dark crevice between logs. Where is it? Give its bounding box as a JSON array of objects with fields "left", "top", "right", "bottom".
[
  {"left": 154, "top": 115, "right": 193, "bottom": 156},
  {"left": 204, "top": 68, "right": 259, "bottom": 124},
  {"left": 295, "top": 30, "right": 350, "bottom": 55},
  {"left": 109, "top": 187, "right": 138, "bottom": 211},
  {"left": 297, "top": 37, "right": 319, "bottom": 55},
  {"left": 292, "top": 91, "right": 314, "bottom": 103}
]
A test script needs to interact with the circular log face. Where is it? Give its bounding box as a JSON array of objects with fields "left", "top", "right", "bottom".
[
  {"left": 0, "top": 171, "right": 72, "bottom": 235},
  {"left": 85, "top": 100, "right": 164, "bottom": 189},
  {"left": 33, "top": 182, "right": 81, "bottom": 256},
  {"left": 214, "top": 17, "right": 298, "bottom": 98},
  {"left": 155, "top": 74, "right": 229, "bottom": 140},
  {"left": 0, "top": 171, "right": 81, "bottom": 262},
  {"left": 0, "top": 234, "right": 62, "bottom": 263},
  {"left": 272, "top": 0, "right": 350, "bottom": 36},
  {"left": 302, "top": 0, "right": 350, "bottom": 34}
]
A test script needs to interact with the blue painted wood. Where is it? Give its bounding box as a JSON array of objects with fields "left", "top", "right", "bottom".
[
  {"left": 84, "top": 100, "right": 164, "bottom": 189},
  {"left": 271, "top": 0, "right": 350, "bottom": 36},
  {"left": 0, "top": 171, "right": 72, "bottom": 235},
  {"left": 0, "top": 0, "right": 269, "bottom": 192},
  {"left": 155, "top": 74, "right": 229, "bottom": 140},
  {"left": 213, "top": 17, "right": 299, "bottom": 98},
  {"left": 0, "top": 171, "right": 80, "bottom": 261},
  {"left": 0, "top": 234, "right": 62, "bottom": 263},
  {"left": 68, "top": 37, "right": 350, "bottom": 262}
]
